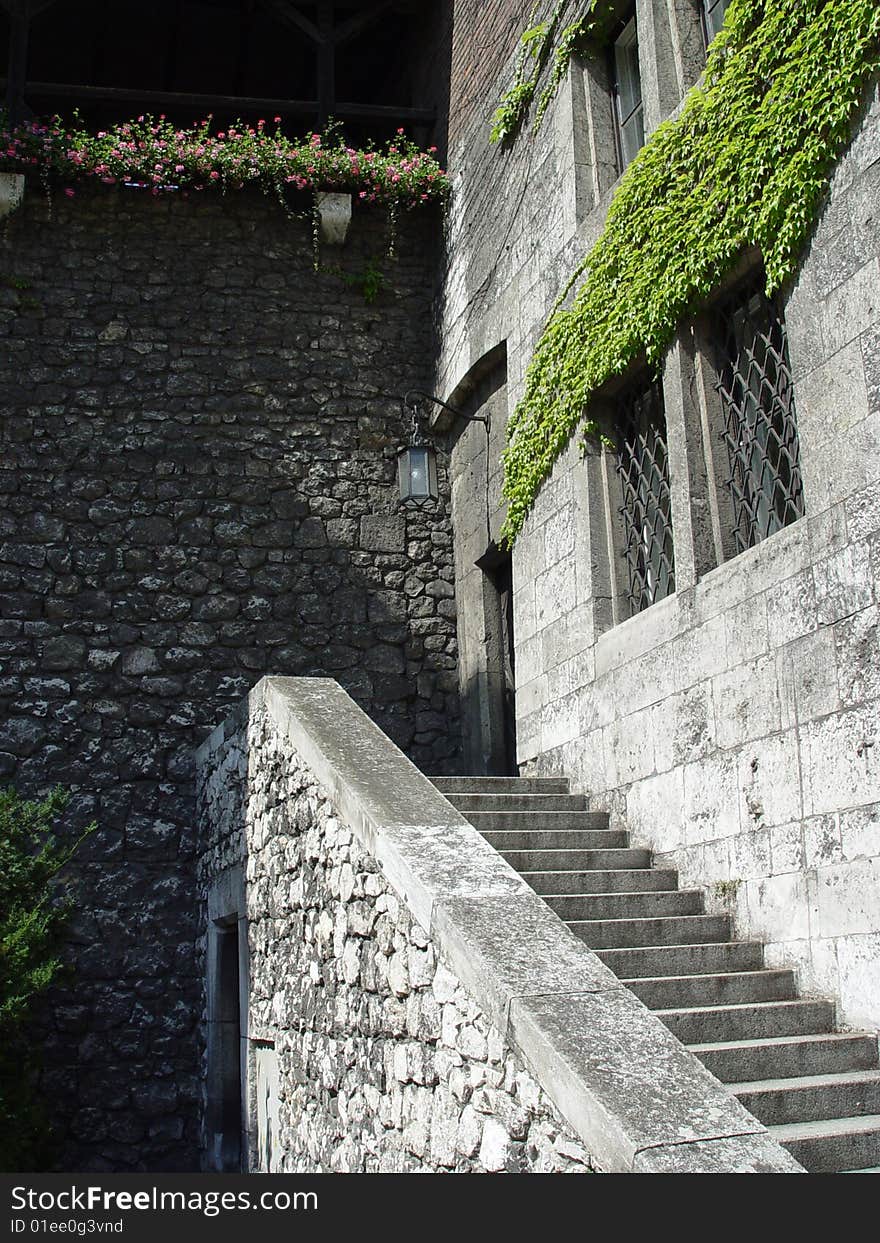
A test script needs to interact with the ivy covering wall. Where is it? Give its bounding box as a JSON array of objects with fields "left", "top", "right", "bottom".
[{"left": 499, "top": 0, "right": 880, "bottom": 545}]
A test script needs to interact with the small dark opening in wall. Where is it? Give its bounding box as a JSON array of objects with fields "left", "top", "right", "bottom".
[
  {"left": 476, "top": 541, "right": 517, "bottom": 777},
  {"left": 209, "top": 916, "right": 243, "bottom": 1172}
]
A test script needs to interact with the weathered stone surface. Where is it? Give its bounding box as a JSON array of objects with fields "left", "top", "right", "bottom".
[
  {"left": 431, "top": 892, "right": 620, "bottom": 1032},
  {"left": 196, "top": 680, "right": 797, "bottom": 1173},
  {"left": 0, "top": 186, "right": 461, "bottom": 1171},
  {"left": 360, "top": 514, "right": 406, "bottom": 553},
  {"left": 507, "top": 990, "right": 795, "bottom": 1173},
  {"left": 196, "top": 694, "right": 594, "bottom": 1174},
  {"left": 633, "top": 1134, "right": 804, "bottom": 1174},
  {"left": 252, "top": 678, "right": 525, "bottom": 931}
]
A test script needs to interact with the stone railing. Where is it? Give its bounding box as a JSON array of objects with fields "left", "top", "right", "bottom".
[{"left": 195, "top": 676, "right": 803, "bottom": 1173}]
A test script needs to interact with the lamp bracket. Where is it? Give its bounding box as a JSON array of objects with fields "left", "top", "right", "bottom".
[{"left": 403, "top": 389, "right": 488, "bottom": 427}]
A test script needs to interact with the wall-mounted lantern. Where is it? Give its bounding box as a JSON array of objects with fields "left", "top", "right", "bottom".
[
  {"left": 398, "top": 389, "right": 487, "bottom": 508},
  {"left": 397, "top": 442, "right": 439, "bottom": 507}
]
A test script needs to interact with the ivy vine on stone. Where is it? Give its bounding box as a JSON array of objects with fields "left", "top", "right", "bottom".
[{"left": 499, "top": 0, "right": 880, "bottom": 546}]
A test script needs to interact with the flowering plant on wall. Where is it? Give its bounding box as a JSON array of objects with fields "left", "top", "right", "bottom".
[{"left": 0, "top": 113, "right": 449, "bottom": 208}]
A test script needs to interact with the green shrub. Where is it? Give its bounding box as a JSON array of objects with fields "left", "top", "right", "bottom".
[{"left": 0, "top": 787, "right": 95, "bottom": 1170}]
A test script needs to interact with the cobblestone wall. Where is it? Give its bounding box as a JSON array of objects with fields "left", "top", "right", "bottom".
[
  {"left": 0, "top": 182, "right": 460, "bottom": 1169},
  {"left": 198, "top": 698, "right": 593, "bottom": 1173}
]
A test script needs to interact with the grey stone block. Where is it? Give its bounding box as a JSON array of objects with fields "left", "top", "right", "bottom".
[
  {"left": 259, "top": 678, "right": 522, "bottom": 929},
  {"left": 633, "top": 1133, "right": 804, "bottom": 1173},
  {"left": 360, "top": 514, "right": 405, "bottom": 553},
  {"left": 507, "top": 990, "right": 796, "bottom": 1172},
  {"left": 431, "top": 891, "right": 620, "bottom": 1033}
]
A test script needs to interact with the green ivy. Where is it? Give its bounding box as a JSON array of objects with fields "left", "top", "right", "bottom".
[
  {"left": 500, "top": 0, "right": 880, "bottom": 546},
  {"left": 534, "top": 4, "right": 617, "bottom": 130},
  {"left": 489, "top": 0, "right": 572, "bottom": 144},
  {"left": 490, "top": 1, "right": 616, "bottom": 142}
]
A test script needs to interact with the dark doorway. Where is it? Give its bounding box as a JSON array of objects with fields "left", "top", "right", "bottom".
[
  {"left": 476, "top": 543, "right": 517, "bottom": 776},
  {"left": 207, "top": 916, "right": 244, "bottom": 1172}
]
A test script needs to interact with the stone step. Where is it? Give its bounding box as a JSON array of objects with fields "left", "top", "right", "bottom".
[
  {"left": 731, "top": 1070, "right": 880, "bottom": 1126},
  {"left": 625, "top": 969, "right": 796, "bottom": 1010},
  {"left": 441, "top": 766, "right": 880, "bottom": 1173},
  {"left": 432, "top": 776, "right": 570, "bottom": 794},
  {"left": 544, "top": 889, "right": 703, "bottom": 922},
  {"left": 771, "top": 1115, "right": 880, "bottom": 1174},
  {"left": 690, "top": 1033, "right": 880, "bottom": 1083},
  {"left": 448, "top": 793, "right": 587, "bottom": 812},
  {"left": 598, "top": 940, "right": 765, "bottom": 978},
  {"left": 481, "top": 829, "right": 629, "bottom": 851},
  {"left": 657, "top": 999, "right": 835, "bottom": 1044},
  {"left": 528, "top": 868, "right": 679, "bottom": 895},
  {"left": 501, "top": 846, "right": 648, "bottom": 872},
  {"left": 567, "top": 913, "right": 731, "bottom": 950},
  {"left": 466, "top": 811, "right": 611, "bottom": 832}
]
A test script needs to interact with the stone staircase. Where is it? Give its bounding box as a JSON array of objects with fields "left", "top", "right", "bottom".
[{"left": 432, "top": 774, "right": 880, "bottom": 1173}]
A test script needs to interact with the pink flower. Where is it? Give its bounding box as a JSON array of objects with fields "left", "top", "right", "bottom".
[{"left": 209, "top": 170, "right": 219, "bottom": 179}]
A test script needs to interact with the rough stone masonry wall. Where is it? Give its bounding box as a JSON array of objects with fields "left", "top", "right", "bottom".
[
  {"left": 196, "top": 678, "right": 802, "bottom": 1174},
  {"left": 438, "top": 0, "right": 880, "bottom": 1034},
  {"left": 198, "top": 699, "right": 593, "bottom": 1173},
  {"left": 0, "top": 183, "right": 460, "bottom": 1170}
]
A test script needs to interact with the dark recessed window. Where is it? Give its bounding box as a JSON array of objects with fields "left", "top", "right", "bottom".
[
  {"left": 714, "top": 279, "right": 804, "bottom": 554},
  {"left": 611, "top": 13, "right": 644, "bottom": 171},
  {"left": 702, "top": 0, "right": 730, "bottom": 46},
  {"left": 614, "top": 378, "right": 675, "bottom": 614}
]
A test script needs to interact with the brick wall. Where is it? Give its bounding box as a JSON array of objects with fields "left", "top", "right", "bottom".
[{"left": 447, "top": 0, "right": 537, "bottom": 151}]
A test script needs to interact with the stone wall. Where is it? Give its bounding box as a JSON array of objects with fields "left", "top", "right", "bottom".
[
  {"left": 438, "top": 0, "right": 880, "bottom": 1033},
  {"left": 195, "top": 677, "right": 802, "bottom": 1174},
  {"left": 0, "top": 181, "right": 460, "bottom": 1169},
  {"left": 198, "top": 691, "right": 593, "bottom": 1173}
]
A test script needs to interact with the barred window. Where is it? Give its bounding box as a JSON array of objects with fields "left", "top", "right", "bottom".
[
  {"left": 614, "top": 378, "right": 675, "bottom": 614},
  {"left": 715, "top": 280, "right": 803, "bottom": 554}
]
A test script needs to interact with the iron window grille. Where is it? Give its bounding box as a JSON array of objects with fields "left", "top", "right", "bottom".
[
  {"left": 614, "top": 378, "right": 676, "bottom": 614},
  {"left": 714, "top": 279, "right": 803, "bottom": 554},
  {"left": 611, "top": 13, "right": 644, "bottom": 171}
]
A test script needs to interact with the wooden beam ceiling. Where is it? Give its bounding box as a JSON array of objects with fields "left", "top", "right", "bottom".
[{"left": 3, "top": 0, "right": 430, "bottom": 133}]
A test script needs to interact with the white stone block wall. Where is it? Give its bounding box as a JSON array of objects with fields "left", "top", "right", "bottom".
[{"left": 437, "top": 1, "right": 880, "bottom": 1033}]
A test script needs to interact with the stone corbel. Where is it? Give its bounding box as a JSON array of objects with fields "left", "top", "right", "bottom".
[
  {"left": 315, "top": 191, "right": 352, "bottom": 246},
  {"left": 0, "top": 173, "right": 25, "bottom": 219}
]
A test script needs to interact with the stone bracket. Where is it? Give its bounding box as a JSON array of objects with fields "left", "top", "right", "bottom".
[
  {"left": 315, "top": 191, "right": 352, "bottom": 246},
  {"left": 0, "top": 173, "right": 25, "bottom": 219}
]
